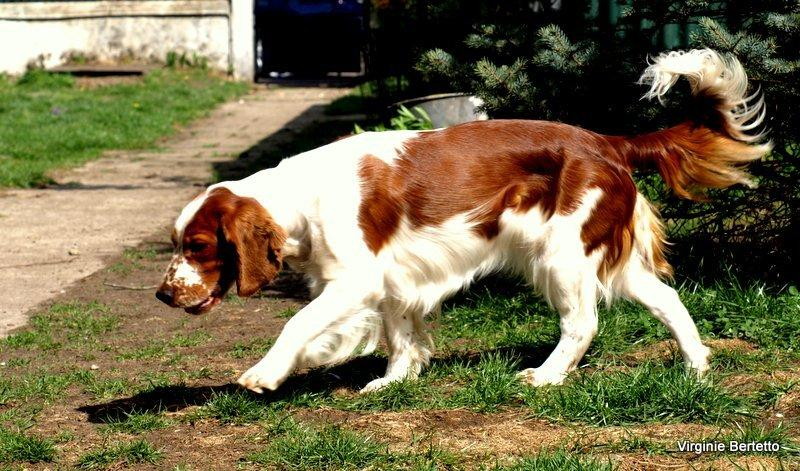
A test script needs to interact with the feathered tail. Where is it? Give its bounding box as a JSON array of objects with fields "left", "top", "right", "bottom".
[{"left": 611, "top": 49, "right": 771, "bottom": 200}]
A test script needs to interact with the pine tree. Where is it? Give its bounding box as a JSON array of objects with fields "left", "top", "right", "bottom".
[{"left": 415, "top": 0, "right": 800, "bottom": 282}]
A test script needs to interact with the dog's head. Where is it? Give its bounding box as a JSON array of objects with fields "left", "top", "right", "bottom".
[{"left": 156, "top": 187, "right": 286, "bottom": 314}]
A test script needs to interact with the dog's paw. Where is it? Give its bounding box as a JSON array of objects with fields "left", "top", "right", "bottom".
[
  {"left": 359, "top": 377, "right": 398, "bottom": 394},
  {"left": 686, "top": 346, "right": 711, "bottom": 378},
  {"left": 237, "top": 367, "right": 283, "bottom": 394},
  {"left": 687, "top": 359, "right": 711, "bottom": 379},
  {"left": 516, "top": 368, "right": 566, "bottom": 387}
]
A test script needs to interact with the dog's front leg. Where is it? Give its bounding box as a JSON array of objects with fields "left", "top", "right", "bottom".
[{"left": 238, "top": 278, "right": 381, "bottom": 393}]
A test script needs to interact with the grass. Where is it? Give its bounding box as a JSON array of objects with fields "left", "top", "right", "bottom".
[
  {"left": 247, "top": 419, "right": 462, "bottom": 470},
  {"left": 600, "top": 433, "right": 668, "bottom": 455},
  {"left": 76, "top": 439, "right": 163, "bottom": 469},
  {"left": 107, "top": 260, "right": 137, "bottom": 275},
  {"left": 224, "top": 292, "right": 247, "bottom": 306},
  {"left": 0, "top": 68, "right": 247, "bottom": 187},
  {"left": 448, "top": 352, "right": 523, "bottom": 412},
  {"left": 753, "top": 380, "right": 797, "bottom": 408},
  {"left": 80, "top": 373, "right": 135, "bottom": 400},
  {"left": 276, "top": 307, "right": 298, "bottom": 319},
  {"left": 711, "top": 347, "right": 764, "bottom": 371},
  {"left": 493, "top": 450, "right": 615, "bottom": 471},
  {"left": 116, "top": 341, "right": 167, "bottom": 361},
  {"left": 0, "top": 428, "right": 55, "bottom": 463},
  {"left": 173, "top": 279, "right": 794, "bottom": 422},
  {"left": 0, "top": 301, "right": 116, "bottom": 352},
  {"left": 49, "top": 302, "right": 119, "bottom": 340},
  {"left": 346, "top": 379, "right": 434, "bottom": 411},
  {"left": 682, "top": 281, "right": 800, "bottom": 351},
  {"left": 436, "top": 276, "right": 800, "bottom": 366},
  {"left": 247, "top": 419, "right": 614, "bottom": 471},
  {"left": 229, "top": 337, "right": 275, "bottom": 359},
  {"left": 116, "top": 331, "right": 210, "bottom": 361},
  {"left": 249, "top": 422, "right": 387, "bottom": 470},
  {"left": 0, "top": 371, "right": 81, "bottom": 405},
  {"left": 522, "top": 363, "right": 746, "bottom": 426},
  {"left": 1, "top": 330, "right": 57, "bottom": 351},
  {"left": 169, "top": 330, "right": 212, "bottom": 347},
  {"left": 434, "top": 284, "right": 561, "bottom": 355},
  {"left": 194, "top": 391, "right": 276, "bottom": 425},
  {"left": 100, "top": 410, "right": 170, "bottom": 434},
  {"left": 1, "top": 358, "right": 30, "bottom": 368},
  {"left": 121, "top": 247, "right": 158, "bottom": 261},
  {"left": 0, "top": 409, "right": 40, "bottom": 434},
  {"left": 293, "top": 277, "right": 800, "bottom": 421},
  {"left": 717, "top": 422, "right": 800, "bottom": 456},
  {"left": 327, "top": 354, "right": 746, "bottom": 426}
]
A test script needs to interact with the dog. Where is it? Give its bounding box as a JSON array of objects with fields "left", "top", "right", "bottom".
[{"left": 156, "top": 49, "right": 769, "bottom": 393}]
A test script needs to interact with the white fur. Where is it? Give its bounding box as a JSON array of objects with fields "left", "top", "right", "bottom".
[
  {"left": 174, "top": 193, "right": 208, "bottom": 235},
  {"left": 620, "top": 261, "right": 711, "bottom": 375},
  {"left": 172, "top": 256, "right": 203, "bottom": 286}
]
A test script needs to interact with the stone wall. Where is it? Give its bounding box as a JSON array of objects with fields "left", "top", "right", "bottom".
[{"left": 0, "top": 0, "right": 253, "bottom": 79}]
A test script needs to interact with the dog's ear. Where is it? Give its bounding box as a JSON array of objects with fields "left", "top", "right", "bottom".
[{"left": 221, "top": 197, "right": 286, "bottom": 297}]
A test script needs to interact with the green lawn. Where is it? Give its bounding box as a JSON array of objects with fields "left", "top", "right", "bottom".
[
  {"left": 0, "top": 69, "right": 247, "bottom": 188},
  {"left": 0, "top": 246, "right": 798, "bottom": 468}
]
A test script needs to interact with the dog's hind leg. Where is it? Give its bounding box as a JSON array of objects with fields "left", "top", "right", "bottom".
[
  {"left": 619, "top": 195, "right": 710, "bottom": 376},
  {"left": 360, "top": 307, "right": 432, "bottom": 393},
  {"left": 621, "top": 262, "right": 710, "bottom": 376}
]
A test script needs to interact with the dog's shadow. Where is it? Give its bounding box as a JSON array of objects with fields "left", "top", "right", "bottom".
[
  {"left": 77, "top": 346, "right": 553, "bottom": 424},
  {"left": 77, "top": 355, "right": 385, "bottom": 423}
]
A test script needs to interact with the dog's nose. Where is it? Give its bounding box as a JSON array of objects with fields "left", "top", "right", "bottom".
[{"left": 155, "top": 288, "right": 174, "bottom": 306}]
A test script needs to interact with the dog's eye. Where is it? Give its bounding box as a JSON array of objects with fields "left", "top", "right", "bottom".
[{"left": 185, "top": 241, "right": 208, "bottom": 253}]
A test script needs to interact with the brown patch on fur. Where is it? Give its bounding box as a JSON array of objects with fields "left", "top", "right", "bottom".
[
  {"left": 608, "top": 122, "right": 764, "bottom": 201},
  {"left": 357, "top": 114, "right": 765, "bottom": 280},
  {"left": 578, "top": 160, "right": 637, "bottom": 281},
  {"left": 358, "top": 156, "right": 402, "bottom": 254},
  {"left": 357, "top": 120, "right": 637, "bottom": 278},
  {"left": 182, "top": 187, "right": 287, "bottom": 298},
  {"left": 602, "top": 118, "right": 767, "bottom": 277}
]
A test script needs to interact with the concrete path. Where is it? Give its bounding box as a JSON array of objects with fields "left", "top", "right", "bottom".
[{"left": 0, "top": 86, "right": 348, "bottom": 336}]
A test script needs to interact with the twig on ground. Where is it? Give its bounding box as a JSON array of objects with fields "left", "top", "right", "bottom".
[{"left": 103, "top": 282, "right": 157, "bottom": 290}]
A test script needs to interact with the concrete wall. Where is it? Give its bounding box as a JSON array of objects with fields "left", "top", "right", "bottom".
[{"left": 0, "top": 0, "right": 254, "bottom": 80}]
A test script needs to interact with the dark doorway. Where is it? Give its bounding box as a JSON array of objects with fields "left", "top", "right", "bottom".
[{"left": 254, "top": 0, "right": 366, "bottom": 80}]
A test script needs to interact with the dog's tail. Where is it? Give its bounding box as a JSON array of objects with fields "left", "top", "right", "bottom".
[{"left": 610, "top": 49, "right": 771, "bottom": 200}]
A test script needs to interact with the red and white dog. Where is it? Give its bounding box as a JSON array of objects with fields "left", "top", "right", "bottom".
[{"left": 157, "top": 49, "right": 769, "bottom": 393}]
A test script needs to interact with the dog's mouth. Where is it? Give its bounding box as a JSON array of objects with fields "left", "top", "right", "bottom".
[{"left": 184, "top": 295, "right": 222, "bottom": 315}]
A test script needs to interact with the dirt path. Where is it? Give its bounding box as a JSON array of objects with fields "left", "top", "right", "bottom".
[{"left": 0, "top": 86, "right": 348, "bottom": 336}]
